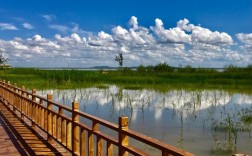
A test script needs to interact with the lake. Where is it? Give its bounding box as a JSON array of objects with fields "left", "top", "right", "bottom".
[{"left": 38, "top": 86, "right": 252, "bottom": 155}]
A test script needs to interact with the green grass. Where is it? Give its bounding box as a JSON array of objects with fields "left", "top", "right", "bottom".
[{"left": 0, "top": 67, "right": 252, "bottom": 93}]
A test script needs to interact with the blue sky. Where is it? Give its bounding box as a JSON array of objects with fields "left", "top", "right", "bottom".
[{"left": 0, "top": 0, "right": 251, "bottom": 67}]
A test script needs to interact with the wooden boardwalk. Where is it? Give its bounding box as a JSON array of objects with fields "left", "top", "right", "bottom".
[
  {"left": 0, "top": 80, "right": 194, "bottom": 156},
  {"left": 0, "top": 100, "right": 71, "bottom": 156}
]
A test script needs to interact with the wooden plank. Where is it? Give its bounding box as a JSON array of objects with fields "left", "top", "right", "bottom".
[
  {"left": 97, "top": 136, "right": 102, "bottom": 156},
  {"left": 88, "top": 131, "right": 94, "bottom": 156},
  {"left": 80, "top": 128, "right": 86, "bottom": 156},
  {"left": 107, "top": 141, "right": 113, "bottom": 156},
  {"left": 66, "top": 121, "right": 72, "bottom": 149},
  {"left": 0, "top": 81, "right": 195, "bottom": 156},
  {"left": 0, "top": 98, "right": 71, "bottom": 156}
]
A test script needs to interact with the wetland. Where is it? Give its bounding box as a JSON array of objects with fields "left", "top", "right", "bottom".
[{"left": 1, "top": 65, "right": 252, "bottom": 155}]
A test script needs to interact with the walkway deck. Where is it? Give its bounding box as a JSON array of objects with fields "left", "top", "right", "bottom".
[
  {"left": 0, "top": 80, "right": 195, "bottom": 156},
  {"left": 0, "top": 101, "right": 70, "bottom": 156}
]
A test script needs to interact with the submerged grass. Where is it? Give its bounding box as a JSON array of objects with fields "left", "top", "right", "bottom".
[{"left": 0, "top": 67, "right": 252, "bottom": 93}]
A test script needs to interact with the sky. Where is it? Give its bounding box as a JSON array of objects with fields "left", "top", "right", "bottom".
[{"left": 0, "top": 0, "right": 251, "bottom": 68}]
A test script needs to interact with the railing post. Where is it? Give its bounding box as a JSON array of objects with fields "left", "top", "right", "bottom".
[
  {"left": 13, "top": 83, "right": 17, "bottom": 112},
  {"left": 107, "top": 141, "right": 113, "bottom": 156},
  {"left": 72, "top": 101, "right": 80, "bottom": 155},
  {"left": 119, "top": 116, "right": 129, "bottom": 156},
  {"left": 2, "top": 80, "right": 6, "bottom": 100},
  {"left": 57, "top": 107, "right": 63, "bottom": 142},
  {"left": 88, "top": 120, "right": 97, "bottom": 156},
  {"left": 36, "top": 94, "right": 40, "bottom": 125},
  {"left": 62, "top": 117, "right": 67, "bottom": 146},
  {"left": 18, "top": 89, "right": 22, "bottom": 114},
  {"left": 0, "top": 80, "right": 2, "bottom": 96},
  {"left": 53, "top": 110, "right": 57, "bottom": 139},
  {"left": 67, "top": 121, "right": 72, "bottom": 149},
  {"left": 80, "top": 128, "right": 86, "bottom": 156},
  {"left": 47, "top": 94, "right": 53, "bottom": 141},
  {"left": 32, "top": 89, "right": 36, "bottom": 128},
  {"left": 39, "top": 99, "right": 44, "bottom": 128},
  {"left": 7, "top": 81, "right": 10, "bottom": 107},
  {"left": 21, "top": 86, "right": 26, "bottom": 120},
  {"left": 0, "top": 80, "right": 2, "bottom": 98},
  {"left": 94, "top": 120, "right": 102, "bottom": 156},
  {"left": 162, "top": 150, "right": 171, "bottom": 156}
]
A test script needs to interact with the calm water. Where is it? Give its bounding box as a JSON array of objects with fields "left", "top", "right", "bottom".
[{"left": 38, "top": 86, "right": 252, "bottom": 155}]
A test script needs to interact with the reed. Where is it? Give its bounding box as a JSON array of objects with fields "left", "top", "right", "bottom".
[{"left": 0, "top": 65, "right": 251, "bottom": 92}]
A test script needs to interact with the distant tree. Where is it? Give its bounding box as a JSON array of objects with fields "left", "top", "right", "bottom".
[
  {"left": 137, "top": 65, "right": 146, "bottom": 73},
  {"left": 0, "top": 52, "right": 8, "bottom": 65},
  {"left": 154, "top": 63, "right": 173, "bottom": 72},
  {"left": 247, "top": 64, "right": 252, "bottom": 69},
  {"left": 115, "top": 53, "right": 123, "bottom": 68},
  {"left": 146, "top": 65, "right": 154, "bottom": 72},
  {"left": 224, "top": 64, "right": 240, "bottom": 72}
]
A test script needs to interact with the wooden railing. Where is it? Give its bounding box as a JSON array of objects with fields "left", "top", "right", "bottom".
[{"left": 0, "top": 80, "right": 194, "bottom": 156}]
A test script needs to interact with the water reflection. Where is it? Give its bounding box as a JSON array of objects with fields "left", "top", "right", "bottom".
[{"left": 38, "top": 86, "right": 252, "bottom": 155}]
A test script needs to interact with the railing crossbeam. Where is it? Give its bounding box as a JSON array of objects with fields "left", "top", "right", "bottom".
[{"left": 0, "top": 80, "right": 194, "bottom": 156}]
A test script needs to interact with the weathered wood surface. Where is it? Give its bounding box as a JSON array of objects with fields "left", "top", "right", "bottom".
[{"left": 0, "top": 101, "right": 71, "bottom": 156}]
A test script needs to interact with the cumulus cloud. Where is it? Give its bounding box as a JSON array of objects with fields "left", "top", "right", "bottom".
[
  {"left": 236, "top": 33, "right": 252, "bottom": 44},
  {"left": 151, "top": 18, "right": 191, "bottom": 43},
  {"left": 151, "top": 18, "right": 233, "bottom": 45},
  {"left": 22, "top": 23, "right": 34, "bottom": 29},
  {"left": 177, "top": 19, "right": 233, "bottom": 45},
  {"left": 55, "top": 33, "right": 85, "bottom": 44},
  {"left": 236, "top": 33, "right": 252, "bottom": 51},
  {"left": 10, "top": 41, "right": 29, "bottom": 50},
  {"left": 112, "top": 18, "right": 154, "bottom": 46},
  {"left": 98, "top": 31, "right": 113, "bottom": 41},
  {"left": 0, "top": 23, "right": 18, "bottom": 30},
  {"left": 190, "top": 26, "right": 233, "bottom": 45},
  {"left": 0, "top": 16, "right": 250, "bottom": 67},
  {"left": 129, "top": 16, "right": 138, "bottom": 29}
]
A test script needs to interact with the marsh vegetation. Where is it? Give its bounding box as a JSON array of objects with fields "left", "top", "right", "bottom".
[{"left": 0, "top": 63, "right": 252, "bottom": 92}]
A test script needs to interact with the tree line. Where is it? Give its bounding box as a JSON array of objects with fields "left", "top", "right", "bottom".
[{"left": 116, "top": 63, "right": 252, "bottom": 74}]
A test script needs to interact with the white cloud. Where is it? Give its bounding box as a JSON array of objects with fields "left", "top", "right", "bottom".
[
  {"left": 112, "top": 18, "right": 153, "bottom": 46},
  {"left": 0, "top": 23, "right": 18, "bottom": 30},
  {"left": 236, "top": 33, "right": 252, "bottom": 51},
  {"left": 0, "top": 16, "right": 250, "bottom": 67},
  {"left": 22, "top": 23, "right": 34, "bottom": 29},
  {"left": 98, "top": 31, "right": 113, "bottom": 41},
  {"left": 150, "top": 18, "right": 191, "bottom": 43},
  {"left": 50, "top": 23, "right": 91, "bottom": 36},
  {"left": 71, "top": 23, "right": 92, "bottom": 36},
  {"left": 151, "top": 18, "right": 233, "bottom": 46},
  {"left": 120, "top": 46, "right": 128, "bottom": 53},
  {"left": 10, "top": 41, "right": 29, "bottom": 50},
  {"left": 177, "top": 19, "right": 233, "bottom": 45},
  {"left": 29, "top": 34, "right": 43, "bottom": 41},
  {"left": 70, "top": 33, "right": 82, "bottom": 43},
  {"left": 55, "top": 34, "right": 86, "bottom": 44},
  {"left": 236, "top": 33, "right": 252, "bottom": 44},
  {"left": 49, "top": 24, "right": 70, "bottom": 33},
  {"left": 129, "top": 16, "right": 138, "bottom": 29},
  {"left": 41, "top": 14, "right": 56, "bottom": 21},
  {"left": 190, "top": 26, "right": 233, "bottom": 45},
  {"left": 177, "top": 18, "right": 191, "bottom": 31},
  {"left": 112, "top": 26, "right": 131, "bottom": 41}
]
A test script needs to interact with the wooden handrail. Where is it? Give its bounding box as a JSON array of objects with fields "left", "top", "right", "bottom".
[{"left": 0, "top": 80, "right": 194, "bottom": 156}]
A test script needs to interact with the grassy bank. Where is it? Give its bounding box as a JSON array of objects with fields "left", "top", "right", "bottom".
[{"left": 0, "top": 65, "right": 252, "bottom": 93}]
